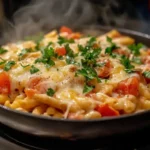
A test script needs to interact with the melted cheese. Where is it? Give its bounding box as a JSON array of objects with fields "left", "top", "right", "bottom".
[{"left": 0, "top": 28, "right": 149, "bottom": 119}]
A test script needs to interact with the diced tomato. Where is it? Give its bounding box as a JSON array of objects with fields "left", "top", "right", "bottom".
[
  {"left": 70, "top": 32, "right": 81, "bottom": 39},
  {"left": 95, "top": 104, "right": 119, "bottom": 117},
  {"left": 0, "top": 72, "right": 11, "bottom": 94},
  {"left": 24, "top": 88, "right": 38, "bottom": 98},
  {"left": 60, "top": 26, "right": 73, "bottom": 34},
  {"left": 55, "top": 47, "right": 67, "bottom": 56},
  {"left": 116, "top": 76, "right": 139, "bottom": 96},
  {"left": 146, "top": 49, "right": 150, "bottom": 55},
  {"left": 142, "top": 56, "right": 150, "bottom": 64},
  {"left": 28, "top": 76, "right": 41, "bottom": 89},
  {"left": 98, "top": 59, "right": 112, "bottom": 78}
]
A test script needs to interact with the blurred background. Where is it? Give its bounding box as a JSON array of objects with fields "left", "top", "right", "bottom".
[{"left": 0, "top": 0, "right": 149, "bottom": 43}]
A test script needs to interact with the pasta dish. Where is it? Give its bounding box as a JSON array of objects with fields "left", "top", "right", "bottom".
[{"left": 0, "top": 26, "right": 150, "bottom": 120}]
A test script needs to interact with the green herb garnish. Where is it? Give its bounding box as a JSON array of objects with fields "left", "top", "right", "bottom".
[
  {"left": 20, "top": 63, "right": 30, "bottom": 68},
  {"left": 120, "top": 56, "right": 134, "bottom": 73},
  {"left": 96, "top": 62, "right": 106, "bottom": 67},
  {"left": 4, "top": 61, "right": 16, "bottom": 71},
  {"left": 76, "top": 67, "right": 100, "bottom": 82},
  {"left": 128, "top": 43, "right": 144, "bottom": 56},
  {"left": 30, "top": 65, "right": 39, "bottom": 74},
  {"left": 35, "top": 43, "right": 55, "bottom": 68},
  {"left": 106, "top": 36, "right": 113, "bottom": 43},
  {"left": 45, "top": 59, "right": 55, "bottom": 68},
  {"left": 0, "top": 57, "right": 6, "bottom": 65},
  {"left": 132, "top": 57, "right": 142, "bottom": 64},
  {"left": 87, "top": 37, "right": 96, "bottom": 47},
  {"left": 18, "top": 48, "right": 32, "bottom": 60},
  {"left": 83, "top": 84, "right": 94, "bottom": 94},
  {"left": 47, "top": 88, "right": 55, "bottom": 96},
  {"left": 78, "top": 44, "right": 90, "bottom": 56},
  {"left": 65, "top": 44, "right": 77, "bottom": 64},
  {"left": 35, "top": 58, "right": 47, "bottom": 64},
  {"left": 78, "top": 44, "right": 101, "bottom": 67},
  {"left": 0, "top": 47, "right": 8, "bottom": 54},
  {"left": 105, "top": 36, "right": 118, "bottom": 56},
  {"left": 42, "top": 46, "right": 55, "bottom": 58},
  {"left": 143, "top": 71, "right": 150, "bottom": 78},
  {"left": 58, "top": 36, "right": 74, "bottom": 45}
]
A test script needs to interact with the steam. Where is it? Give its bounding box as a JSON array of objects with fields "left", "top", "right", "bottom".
[
  {"left": 1, "top": 0, "right": 97, "bottom": 44},
  {"left": 0, "top": 0, "right": 148, "bottom": 45}
]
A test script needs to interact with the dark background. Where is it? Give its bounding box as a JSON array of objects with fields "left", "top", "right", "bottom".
[{"left": 1, "top": 0, "right": 150, "bottom": 34}]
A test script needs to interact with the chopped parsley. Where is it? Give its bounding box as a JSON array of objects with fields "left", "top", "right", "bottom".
[
  {"left": 87, "top": 37, "right": 96, "bottom": 47},
  {"left": 83, "top": 84, "right": 94, "bottom": 94},
  {"left": 104, "top": 79, "right": 108, "bottom": 83},
  {"left": 78, "top": 44, "right": 101, "bottom": 67},
  {"left": 65, "top": 44, "right": 74, "bottom": 57},
  {"left": 128, "top": 43, "right": 144, "bottom": 56},
  {"left": 0, "top": 57, "right": 6, "bottom": 65},
  {"left": 30, "top": 65, "right": 39, "bottom": 74},
  {"left": 143, "top": 71, "right": 150, "bottom": 78},
  {"left": 0, "top": 47, "right": 8, "bottom": 54},
  {"left": 58, "top": 36, "right": 74, "bottom": 45},
  {"left": 75, "top": 38, "right": 102, "bottom": 93},
  {"left": 65, "top": 44, "right": 77, "bottom": 64},
  {"left": 45, "top": 59, "right": 55, "bottom": 68},
  {"left": 120, "top": 56, "right": 135, "bottom": 73},
  {"left": 4, "top": 61, "right": 16, "bottom": 71},
  {"left": 76, "top": 67, "right": 100, "bottom": 83},
  {"left": 84, "top": 47, "right": 101, "bottom": 60},
  {"left": 105, "top": 47, "right": 114, "bottom": 55},
  {"left": 35, "top": 58, "right": 47, "bottom": 64},
  {"left": 20, "top": 63, "right": 30, "bottom": 68},
  {"left": 105, "top": 36, "right": 118, "bottom": 55},
  {"left": 47, "top": 88, "right": 55, "bottom": 96},
  {"left": 18, "top": 48, "right": 32, "bottom": 60},
  {"left": 78, "top": 44, "right": 90, "bottom": 56},
  {"left": 96, "top": 62, "right": 106, "bottom": 67},
  {"left": 131, "top": 57, "right": 142, "bottom": 64},
  {"left": 35, "top": 43, "right": 55, "bottom": 68},
  {"left": 42, "top": 46, "right": 55, "bottom": 58},
  {"left": 106, "top": 36, "right": 113, "bottom": 43}
]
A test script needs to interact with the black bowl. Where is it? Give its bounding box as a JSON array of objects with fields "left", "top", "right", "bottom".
[{"left": 0, "top": 26, "right": 150, "bottom": 141}]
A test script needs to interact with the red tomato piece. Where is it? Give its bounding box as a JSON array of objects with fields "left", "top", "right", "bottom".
[
  {"left": 24, "top": 88, "right": 38, "bottom": 98},
  {"left": 146, "top": 49, "right": 150, "bottom": 55},
  {"left": 116, "top": 76, "right": 139, "bottom": 96},
  {"left": 95, "top": 104, "right": 119, "bottom": 117},
  {"left": 113, "top": 48, "right": 129, "bottom": 56},
  {"left": 27, "top": 76, "right": 41, "bottom": 89},
  {"left": 55, "top": 47, "right": 67, "bottom": 56},
  {"left": 70, "top": 32, "right": 81, "bottom": 39},
  {"left": 60, "top": 26, "right": 73, "bottom": 34},
  {"left": 98, "top": 59, "right": 112, "bottom": 78},
  {"left": 0, "top": 72, "right": 11, "bottom": 94}
]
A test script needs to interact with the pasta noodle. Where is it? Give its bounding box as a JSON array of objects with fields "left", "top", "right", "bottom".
[{"left": 0, "top": 26, "right": 149, "bottom": 120}]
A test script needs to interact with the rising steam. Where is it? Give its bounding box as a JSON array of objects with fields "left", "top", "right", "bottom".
[
  {"left": 0, "top": 0, "right": 148, "bottom": 44},
  {"left": 0, "top": 0, "right": 97, "bottom": 44}
]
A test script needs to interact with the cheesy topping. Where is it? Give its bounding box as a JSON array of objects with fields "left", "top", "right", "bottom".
[{"left": 0, "top": 26, "right": 150, "bottom": 120}]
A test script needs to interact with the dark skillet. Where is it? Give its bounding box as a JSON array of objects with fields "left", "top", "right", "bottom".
[{"left": 0, "top": 26, "right": 150, "bottom": 141}]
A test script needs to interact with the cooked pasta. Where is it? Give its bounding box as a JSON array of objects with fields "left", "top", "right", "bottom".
[{"left": 0, "top": 26, "right": 150, "bottom": 120}]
